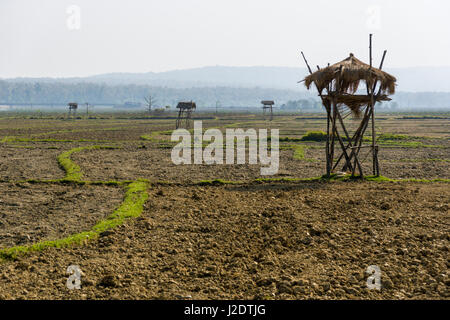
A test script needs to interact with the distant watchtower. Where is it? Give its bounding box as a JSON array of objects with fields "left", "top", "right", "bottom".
[
  {"left": 67, "top": 102, "right": 78, "bottom": 119},
  {"left": 261, "top": 100, "right": 274, "bottom": 121},
  {"left": 176, "top": 101, "right": 196, "bottom": 129}
]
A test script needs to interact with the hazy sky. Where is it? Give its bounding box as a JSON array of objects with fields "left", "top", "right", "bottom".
[{"left": 1, "top": 0, "right": 449, "bottom": 78}]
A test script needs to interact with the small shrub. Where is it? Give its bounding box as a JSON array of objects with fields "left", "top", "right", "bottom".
[{"left": 301, "top": 131, "right": 327, "bottom": 142}]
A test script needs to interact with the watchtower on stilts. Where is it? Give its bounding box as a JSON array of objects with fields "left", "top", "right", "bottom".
[
  {"left": 301, "top": 35, "right": 396, "bottom": 177},
  {"left": 176, "top": 101, "right": 196, "bottom": 129},
  {"left": 261, "top": 100, "right": 275, "bottom": 121},
  {"left": 67, "top": 102, "right": 78, "bottom": 119}
]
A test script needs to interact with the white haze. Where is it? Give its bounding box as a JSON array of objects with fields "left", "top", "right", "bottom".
[{"left": 1, "top": 0, "right": 449, "bottom": 78}]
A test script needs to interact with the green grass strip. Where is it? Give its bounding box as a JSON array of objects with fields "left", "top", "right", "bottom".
[
  {"left": 365, "top": 176, "right": 450, "bottom": 183},
  {"left": 168, "top": 175, "right": 450, "bottom": 186},
  {"left": 140, "top": 129, "right": 173, "bottom": 142},
  {"left": 293, "top": 145, "right": 305, "bottom": 160},
  {"left": 57, "top": 146, "right": 118, "bottom": 181},
  {"left": 253, "top": 175, "right": 450, "bottom": 184},
  {"left": 0, "top": 180, "right": 149, "bottom": 261},
  {"left": 322, "top": 174, "right": 450, "bottom": 183},
  {"left": 197, "top": 179, "right": 241, "bottom": 185},
  {"left": 291, "top": 145, "right": 316, "bottom": 162}
]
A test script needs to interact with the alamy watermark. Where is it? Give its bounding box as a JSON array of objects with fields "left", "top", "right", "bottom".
[
  {"left": 171, "top": 121, "right": 279, "bottom": 175},
  {"left": 366, "top": 5, "right": 381, "bottom": 30},
  {"left": 66, "top": 264, "right": 82, "bottom": 290},
  {"left": 366, "top": 265, "right": 381, "bottom": 290},
  {"left": 66, "top": 5, "right": 81, "bottom": 30}
]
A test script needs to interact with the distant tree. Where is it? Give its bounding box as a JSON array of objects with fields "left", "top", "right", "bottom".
[
  {"left": 144, "top": 94, "right": 157, "bottom": 114},
  {"left": 153, "top": 107, "right": 165, "bottom": 114}
]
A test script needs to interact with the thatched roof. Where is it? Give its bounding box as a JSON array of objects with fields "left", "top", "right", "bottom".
[
  {"left": 304, "top": 53, "right": 396, "bottom": 95},
  {"left": 322, "top": 94, "right": 391, "bottom": 117},
  {"left": 176, "top": 101, "right": 196, "bottom": 109}
]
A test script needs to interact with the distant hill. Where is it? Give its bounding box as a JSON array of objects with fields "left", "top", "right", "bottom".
[
  {"left": 4, "top": 66, "right": 308, "bottom": 90},
  {"left": 5, "top": 65, "right": 450, "bottom": 92}
]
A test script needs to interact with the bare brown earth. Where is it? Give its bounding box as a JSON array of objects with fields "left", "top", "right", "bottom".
[
  {"left": 72, "top": 144, "right": 450, "bottom": 182},
  {"left": 0, "top": 181, "right": 448, "bottom": 299},
  {"left": 0, "top": 145, "right": 65, "bottom": 181},
  {"left": 72, "top": 147, "right": 313, "bottom": 182},
  {"left": 0, "top": 182, "right": 123, "bottom": 248},
  {"left": 0, "top": 113, "right": 448, "bottom": 300}
]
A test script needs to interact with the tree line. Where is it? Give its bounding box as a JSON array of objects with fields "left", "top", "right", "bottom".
[
  {"left": 0, "top": 81, "right": 308, "bottom": 108},
  {"left": 0, "top": 80, "right": 449, "bottom": 111}
]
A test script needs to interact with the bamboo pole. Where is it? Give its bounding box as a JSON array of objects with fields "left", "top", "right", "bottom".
[
  {"left": 372, "top": 50, "right": 386, "bottom": 176},
  {"left": 330, "top": 100, "right": 337, "bottom": 170},
  {"left": 329, "top": 67, "right": 343, "bottom": 172},
  {"left": 333, "top": 109, "right": 363, "bottom": 174},
  {"left": 369, "top": 34, "right": 377, "bottom": 176},
  {"left": 351, "top": 105, "right": 371, "bottom": 176},
  {"left": 333, "top": 110, "right": 353, "bottom": 173},
  {"left": 301, "top": 52, "right": 332, "bottom": 175},
  {"left": 301, "top": 52, "right": 313, "bottom": 75},
  {"left": 326, "top": 104, "right": 331, "bottom": 176}
]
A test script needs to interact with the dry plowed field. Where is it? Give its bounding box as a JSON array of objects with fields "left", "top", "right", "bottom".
[{"left": 0, "top": 114, "right": 448, "bottom": 300}]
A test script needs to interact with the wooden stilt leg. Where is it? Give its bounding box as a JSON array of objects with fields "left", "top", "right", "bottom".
[
  {"left": 326, "top": 105, "right": 331, "bottom": 177},
  {"left": 351, "top": 109, "right": 371, "bottom": 177},
  {"left": 329, "top": 101, "right": 338, "bottom": 173},
  {"left": 334, "top": 126, "right": 353, "bottom": 172}
]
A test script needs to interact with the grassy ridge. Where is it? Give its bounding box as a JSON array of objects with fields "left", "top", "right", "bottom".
[
  {"left": 0, "top": 122, "right": 447, "bottom": 262},
  {"left": 0, "top": 180, "right": 148, "bottom": 261},
  {"left": 198, "top": 175, "right": 450, "bottom": 184},
  {"left": 0, "top": 145, "right": 149, "bottom": 261},
  {"left": 292, "top": 145, "right": 316, "bottom": 162},
  {"left": 57, "top": 146, "right": 118, "bottom": 181}
]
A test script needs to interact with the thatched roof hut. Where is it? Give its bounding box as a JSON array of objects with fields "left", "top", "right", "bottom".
[
  {"left": 303, "top": 53, "right": 396, "bottom": 116},
  {"left": 304, "top": 53, "right": 396, "bottom": 95},
  {"left": 176, "top": 101, "right": 196, "bottom": 110},
  {"left": 300, "top": 37, "right": 394, "bottom": 177}
]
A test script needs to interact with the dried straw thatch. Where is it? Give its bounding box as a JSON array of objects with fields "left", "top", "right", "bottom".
[
  {"left": 322, "top": 94, "right": 391, "bottom": 117},
  {"left": 176, "top": 101, "right": 196, "bottom": 110},
  {"left": 304, "top": 53, "right": 396, "bottom": 96}
]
